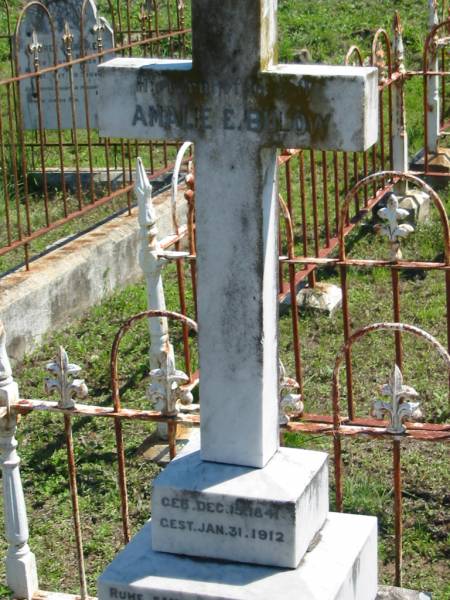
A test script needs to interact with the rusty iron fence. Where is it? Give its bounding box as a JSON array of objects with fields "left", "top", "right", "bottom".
[{"left": 0, "top": 0, "right": 189, "bottom": 272}]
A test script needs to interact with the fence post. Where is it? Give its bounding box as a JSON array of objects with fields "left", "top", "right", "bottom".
[
  {"left": 392, "top": 12, "right": 409, "bottom": 194},
  {"left": 0, "top": 322, "right": 38, "bottom": 600},
  {"left": 427, "top": 0, "right": 440, "bottom": 154},
  {"left": 135, "top": 157, "right": 174, "bottom": 373}
]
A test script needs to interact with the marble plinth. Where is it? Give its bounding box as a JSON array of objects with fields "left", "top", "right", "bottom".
[
  {"left": 98, "top": 514, "right": 378, "bottom": 600},
  {"left": 151, "top": 435, "right": 328, "bottom": 568}
]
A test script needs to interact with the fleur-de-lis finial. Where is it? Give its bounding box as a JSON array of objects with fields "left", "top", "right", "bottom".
[
  {"left": 93, "top": 13, "right": 105, "bottom": 51},
  {"left": 139, "top": 4, "right": 148, "bottom": 23},
  {"left": 63, "top": 21, "right": 74, "bottom": 56},
  {"left": 377, "top": 193, "right": 414, "bottom": 260},
  {"left": 28, "top": 30, "right": 42, "bottom": 66},
  {"left": 147, "top": 347, "right": 193, "bottom": 415},
  {"left": 393, "top": 12, "right": 405, "bottom": 74},
  {"left": 373, "top": 40, "right": 388, "bottom": 84},
  {"left": 44, "top": 347, "right": 88, "bottom": 409},
  {"left": 279, "top": 361, "right": 303, "bottom": 425},
  {"left": 372, "top": 364, "right": 422, "bottom": 434},
  {"left": 93, "top": 13, "right": 105, "bottom": 34}
]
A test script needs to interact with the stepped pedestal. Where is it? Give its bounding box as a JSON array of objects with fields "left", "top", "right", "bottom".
[
  {"left": 98, "top": 435, "right": 378, "bottom": 600},
  {"left": 99, "top": 515, "right": 377, "bottom": 600}
]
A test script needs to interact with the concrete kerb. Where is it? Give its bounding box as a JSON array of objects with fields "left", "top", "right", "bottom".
[{"left": 0, "top": 186, "right": 188, "bottom": 363}]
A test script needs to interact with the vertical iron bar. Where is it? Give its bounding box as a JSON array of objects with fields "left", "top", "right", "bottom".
[
  {"left": 175, "top": 256, "right": 192, "bottom": 380},
  {"left": 339, "top": 264, "right": 355, "bottom": 420},
  {"left": 0, "top": 102, "right": 12, "bottom": 245},
  {"left": 64, "top": 415, "right": 88, "bottom": 600},
  {"left": 168, "top": 421, "right": 177, "bottom": 460},
  {"left": 322, "top": 151, "right": 330, "bottom": 247},
  {"left": 352, "top": 152, "right": 359, "bottom": 214},
  {"left": 333, "top": 434, "right": 343, "bottom": 512},
  {"left": 391, "top": 268, "right": 403, "bottom": 369},
  {"left": 333, "top": 152, "right": 340, "bottom": 236},
  {"left": 33, "top": 72, "right": 50, "bottom": 227},
  {"left": 393, "top": 439, "right": 403, "bottom": 587},
  {"left": 310, "top": 150, "right": 319, "bottom": 256},
  {"left": 288, "top": 261, "right": 304, "bottom": 397},
  {"left": 114, "top": 417, "right": 130, "bottom": 543}
]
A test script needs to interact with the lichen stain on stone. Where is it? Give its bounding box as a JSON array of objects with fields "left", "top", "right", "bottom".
[{"left": 254, "top": 73, "right": 338, "bottom": 146}]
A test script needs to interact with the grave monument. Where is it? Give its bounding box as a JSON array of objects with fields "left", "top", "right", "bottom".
[
  {"left": 97, "top": 1, "right": 379, "bottom": 598},
  {"left": 16, "top": 0, "right": 114, "bottom": 130}
]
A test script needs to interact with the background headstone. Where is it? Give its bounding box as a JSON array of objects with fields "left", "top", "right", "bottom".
[{"left": 16, "top": 0, "right": 114, "bottom": 130}]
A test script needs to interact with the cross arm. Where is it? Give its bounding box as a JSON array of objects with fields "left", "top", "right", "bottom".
[
  {"left": 98, "top": 57, "right": 196, "bottom": 141},
  {"left": 98, "top": 58, "right": 378, "bottom": 152},
  {"left": 259, "top": 64, "right": 379, "bottom": 151}
]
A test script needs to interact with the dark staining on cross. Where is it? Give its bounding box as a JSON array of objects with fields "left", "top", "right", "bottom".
[
  {"left": 131, "top": 76, "right": 332, "bottom": 143},
  {"left": 128, "top": 0, "right": 333, "bottom": 147}
]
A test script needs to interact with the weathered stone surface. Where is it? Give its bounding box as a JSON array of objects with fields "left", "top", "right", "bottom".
[
  {"left": 151, "top": 433, "right": 329, "bottom": 568},
  {"left": 99, "top": 59, "right": 378, "bottom": 151},
  {"left": 16, "top": 0, "right": 113, "bottom": 130},
  {"left": 98, "top": 0, "right": 378, "bottom": 469},
  {"left": 98, "top": 514, "right": 378, "bottom": 600}
]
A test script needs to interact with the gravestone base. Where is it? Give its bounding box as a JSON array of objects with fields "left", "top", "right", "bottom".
[
  {"left": 151, "top": 435, "right": 328, "bottom": 569},
  {"left": 98, "top": 515, "right": 378, "bottom": 600}
]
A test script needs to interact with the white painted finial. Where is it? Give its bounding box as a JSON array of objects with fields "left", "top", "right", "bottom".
[
  {"left": 279, "top": 361, "right": 303, "bottom": 425},
  {"left": 44, "top": 347, "right": 88, "bottom": 409},
  {"left": 429, "top": 0, "right": 439, "bottom": 29},
  {"left": 372, "top": 364, "right": 421, "bottom": 434},
  {"left": 377, "top": 193, "right": 414, "bottom": 260}
]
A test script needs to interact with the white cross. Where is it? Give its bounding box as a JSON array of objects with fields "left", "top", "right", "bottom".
[{"left": 98, "top": 0, "right": 378, "bottom": 468}]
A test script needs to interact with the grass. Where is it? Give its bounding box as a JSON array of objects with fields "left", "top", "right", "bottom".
[{"left": 0, "top": 0, "right": 449, "bottom": 599}]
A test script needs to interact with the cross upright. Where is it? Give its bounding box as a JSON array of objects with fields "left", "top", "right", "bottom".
[{"left": 98, "top": 0, "right": 378, "bottom": 469}]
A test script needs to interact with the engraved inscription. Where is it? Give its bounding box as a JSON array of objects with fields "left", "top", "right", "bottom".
[
  {"left": 108, "top": 589, "right": 181, "bottom": 600},
  {"left": 131, "top": 104, "right": 330, "bottom": 138},
  {"left": 159, "top": 518, "right": 285, "bottom": 542},
  {"left": 161, "top": 496, "right": 281, "bottom": 518},
  {"left": 157, "top": 495, "right": 288, "bottom": 544},
  {"left": 109, "top": 589, "right": 144, "bottom": 599}
]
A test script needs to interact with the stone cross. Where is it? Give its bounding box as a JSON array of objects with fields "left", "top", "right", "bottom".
[{"left": 98, "top": 0, "right": 378, "bottom": 469}]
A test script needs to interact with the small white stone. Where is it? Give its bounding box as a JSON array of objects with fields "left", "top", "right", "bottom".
[{"left": 296, "top": 283, "right": 342, "bottom": 316}]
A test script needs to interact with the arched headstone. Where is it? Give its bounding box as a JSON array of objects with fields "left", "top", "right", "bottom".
[{"left": 16, "top": 0, "right": 114, "bottom": 130}]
